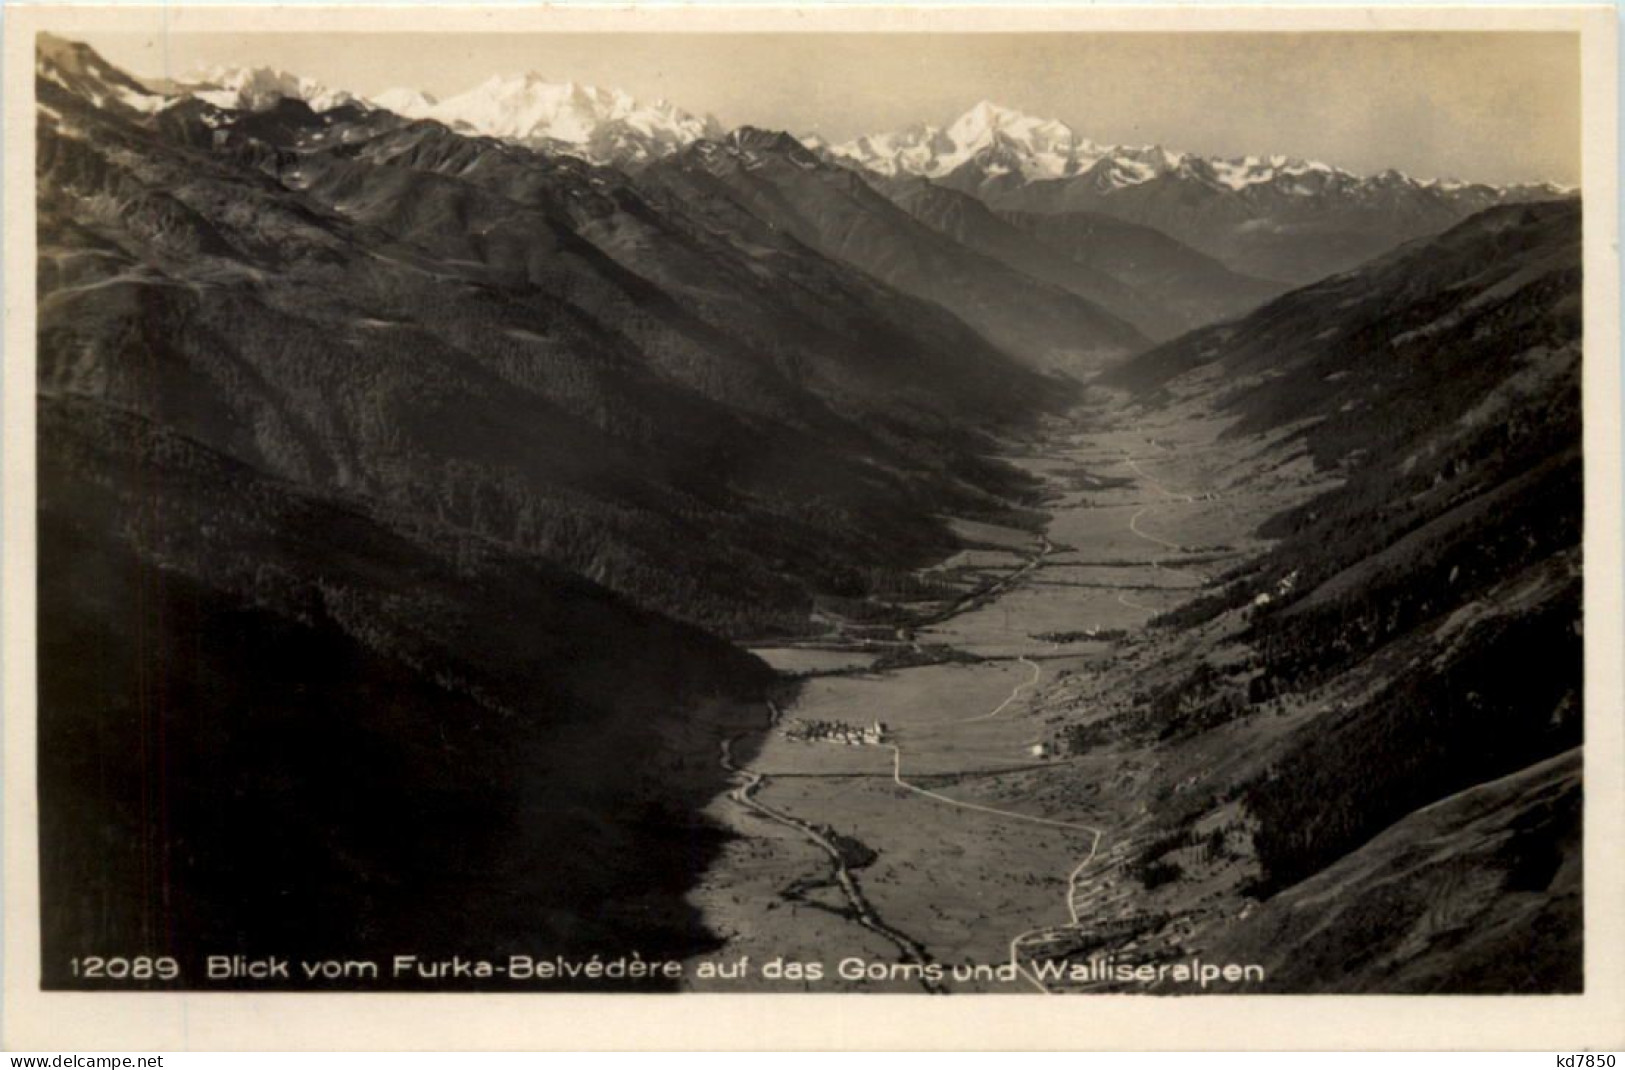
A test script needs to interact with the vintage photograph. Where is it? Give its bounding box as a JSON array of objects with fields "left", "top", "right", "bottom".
[{"left": 14, "top": 6, "right": 1611, "bottom": 1021}]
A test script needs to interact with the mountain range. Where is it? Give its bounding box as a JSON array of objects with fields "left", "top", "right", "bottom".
[
  {"left": 41, "top": 42, "right": 1277, "bottom": 352},
  {"left": 872, "top": 174, "right": 1284, "bottom": 339},
  {"left": 32, "top": 32, "right": 1585, "bottom": 993},
  {"left": 639, "top": 128, "right": 1151, "bottom": 369},
  {"left": 179, "top": 63, "right": 361, "bottom": 113},
  {"left": 1092, "top": 198, "right": 1581, "bottom": 989},
  {"left": 34, "top": 33, "right": 1071, "bottom": 978},
  {"left": 78, "top": 50, "right": 725, "bottom": 169},
  {"left": 65, "top": 41, "right": 1574, "bottom": 292},
  {"left": 829, "top": 100, "right": 1573, "bottom": 283},
  {"left": 369, "top": 72, "right": 724, "bottom": 166}
]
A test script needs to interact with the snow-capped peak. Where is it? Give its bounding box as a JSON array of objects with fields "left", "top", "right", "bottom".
[
  {"left": 945, "top": 100, "right": 1081, "bottom": 159},
  {"left": 830, "top": 100, "right": 1102, "bottom": 182},
  {"left": 1204, "top": 154, "right": 1349, "bottom": 191},
  {"left": 185, "top": 64, "right": 357, "bottom": 113},
  {"left": 827, "top": 101, "right": 1455, "bottom": 197},
  {"left": 163, "top": 55, "right": 717, "bottom": 165},
  {"left": 417, "top": 72, "right": 718, "bottom": 162}
]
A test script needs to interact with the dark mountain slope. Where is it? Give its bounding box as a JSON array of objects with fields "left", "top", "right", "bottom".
[
  {"left": 35, "top": 32, "right": 163, "bottom": 115},
  {"left": 1206, "top": 748, "right": 1582, "bottom": 993},
  {"left": 288, "top": 116, "right": 1061, "bottom": 431},
  {"left": 1075, "top": 199, "right": 1582, "bottom": 990},
  {"left": 870, "top": 174, "right": 1175, "bottom": 340},
  {"left": 997, "top": 208, "right": 1286, "bottom": 336},
  {"left": 978, "top": 157, "right": 1569, "bottom": 286},
  {"left": 1108, "top": 200, "right": 1581, "bottom": 430},
  {"left": 641, "top": 129, "right": 1151, "bottom": 375},
  {"left": 32, "top": 38, "right": 1066, "bottom": 987},
  {"left": 39, "top": 397, "right": 775, "bottom": 986},
  {"left": 37, "top": 54, "right": 1064, "bottom": 640}
]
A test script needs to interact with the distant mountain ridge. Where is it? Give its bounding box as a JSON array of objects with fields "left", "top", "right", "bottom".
[
  {"left": 828, "top": 98, "right": 1570, "bottom": 204},
  {"left": 31, "top": 31, "right": 1588, "bottom": 998},
  {"left": 1095, "top": 198, "right": 1582, "bottom": 988},
  {"left": 828, "top": 100, "right": 1574, "bottom": 284},
  {"left": 870, "top": 173, "right": 1286, "bottom": 340},
  {"left": 641, "top": 127, "right": 1152, "bottom": 373},
  {"left": 48, "top": 36, "right": 724, "bottom": 169},
  {"left": 58, "top": 37, "right": 1570, "bottom": 289},
  {"left": 182, "top": 63, "right": 360, "bottom": 113},
  {"left": 36, "top": 40, "right": 1066, "bottom": 640},
  {"left": 369, "top": 72, "right": 724, "bottom": 167},
  {"left": 34, "top": 33, "right": 1077, "bottom": 984},
  {"left": 87, "top": 44, "right": 1570, "bottom": 220}
]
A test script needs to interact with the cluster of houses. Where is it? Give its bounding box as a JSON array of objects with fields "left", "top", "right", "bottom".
[{"left": 783, "top": 718, "right": 889, "bottom": 747}]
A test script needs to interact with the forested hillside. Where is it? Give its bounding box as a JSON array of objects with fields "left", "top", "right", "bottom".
[
  {"left": 38, "top": 38, "right": 1069, "bottom": 640},
  {"left": 642, "top": 129, "right": 1149, "bottom": 375},
  {"left": 1085, "top": 199, "right": 1583, "bottom": 990},
  {"left": 33, "top": 36, "right": 1068, "bottom": 984}
]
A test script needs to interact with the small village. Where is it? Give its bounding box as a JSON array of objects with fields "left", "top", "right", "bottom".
[{"left": 782, "top": 717, "right": 890, "bottom": 747}]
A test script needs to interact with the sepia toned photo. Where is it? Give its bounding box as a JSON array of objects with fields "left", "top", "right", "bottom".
[{"left": 4, "top": 2, "right": 1622, "bottom": 1051}]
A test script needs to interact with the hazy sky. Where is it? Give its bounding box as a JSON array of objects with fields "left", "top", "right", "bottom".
[{"left": 81, "top": 31, "right": 1580, "bottom": 185}]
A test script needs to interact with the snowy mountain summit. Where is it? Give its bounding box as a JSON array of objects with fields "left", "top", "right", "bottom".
[
  {"left": 824, "top": 100, "right": 1358, "bottom": 191},
  {"left": 941, "top": 100, "right": 1097, "bottom": 179},
  {"left": 826, "top": 101, "right": 1094, "bottom": 181},
  {"left": 185, "top": 64, "right": 359, "bottom": 113},
  {"left": 131, "top": 56, "right": 720, "bottom": 168},
  {"left": 372, "top": 72, "right": 723, "bottom": 166},
  {"left": 823, "top": 98, "right": 1574, "bottom": 202},
  {"left": 827, "top": 100, "right": 1110, "bottom": 181}
]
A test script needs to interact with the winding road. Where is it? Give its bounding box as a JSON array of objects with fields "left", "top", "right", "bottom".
[
  {"left": 717, "top": 428, "right": 1208, "bottom": 994},
  {"left": 965, "top": 655, "right": 1043, "bottom": 721},
  {"left": 721, "top": 649, "right": 1100, "bottom": 994},
  {"left": 1115, "top": 447, "right": 1211, "bottom": 612},
  {"left": 1004, "top": 437, "right": 1215, "bottom": 989},
  {"left": 719, "top": 731, "right": 945, "bottom": 993}
]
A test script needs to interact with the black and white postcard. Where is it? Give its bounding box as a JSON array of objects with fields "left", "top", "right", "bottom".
[{"left": 3, "top": 3, "right": 1621, "bottom": 1051}]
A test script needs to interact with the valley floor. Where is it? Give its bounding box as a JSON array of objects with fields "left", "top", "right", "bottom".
[{"left": 683, "top": 402, "right": 1329, "bottom": 993}]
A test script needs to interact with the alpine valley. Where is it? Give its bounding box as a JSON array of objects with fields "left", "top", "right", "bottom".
[{"left": 34, "top": 34, "right": 1584, "bottom": 995}]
